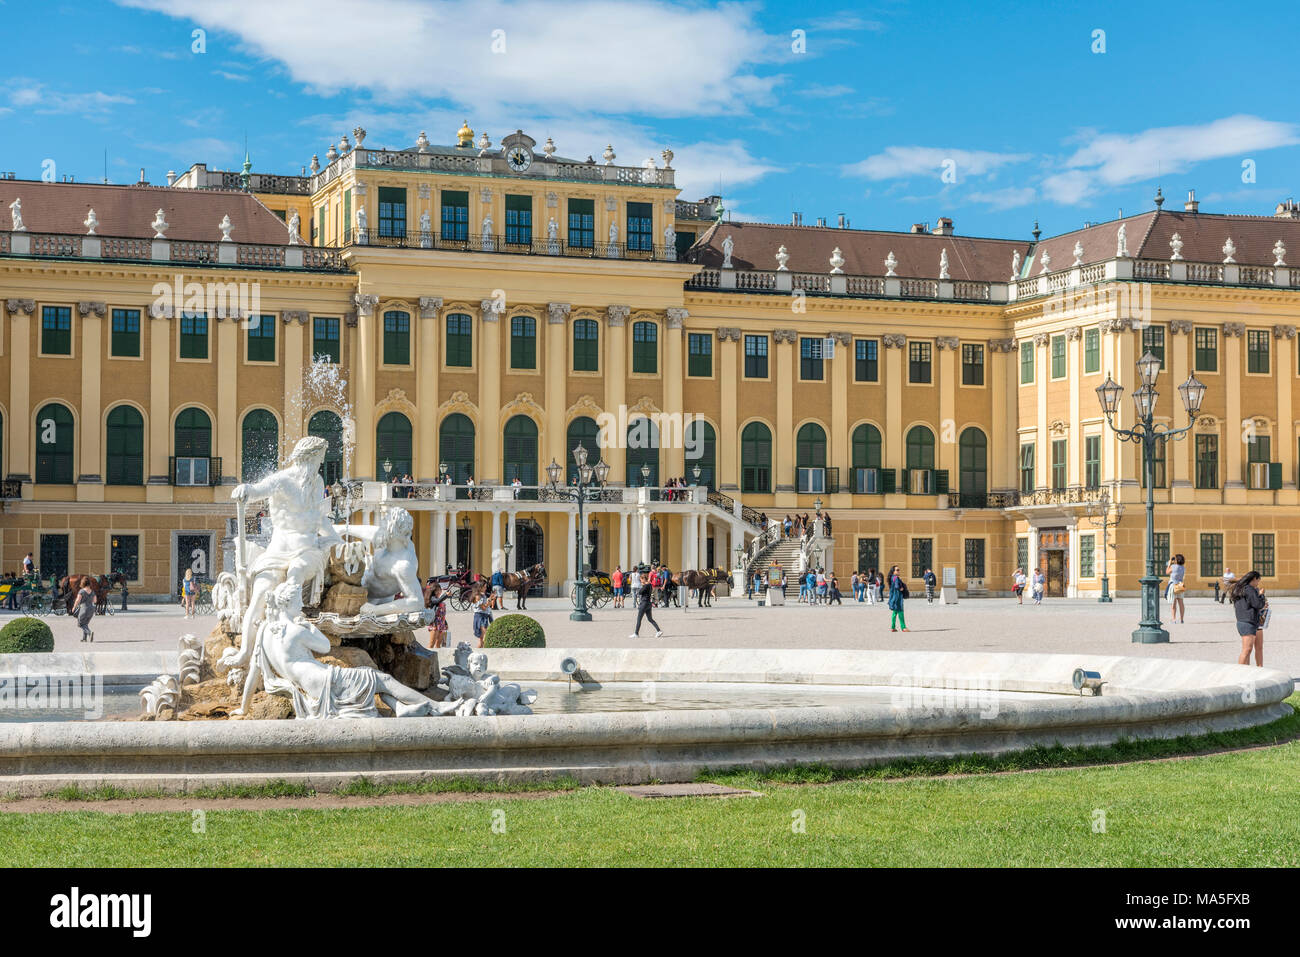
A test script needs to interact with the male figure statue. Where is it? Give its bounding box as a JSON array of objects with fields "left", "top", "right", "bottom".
[
  {"left": 222, "top": 436, "right": 343, "bottom": 675},
  {"left": 357, "top": 507, "right": 426, "bottom": 617}
]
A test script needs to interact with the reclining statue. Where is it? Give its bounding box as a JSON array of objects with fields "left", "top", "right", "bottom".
[{"left": 356, "top": 507, "right": 425, "bottom": 617}]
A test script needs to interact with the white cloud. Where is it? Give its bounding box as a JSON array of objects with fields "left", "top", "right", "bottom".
[
  {"left": 798, "top": 83, "right": 855, "bottom": 98},
  {"left": 1042, "top": 114, "right": 1300, "bottom": 204},
  {"left": 844, "top": 146, "right": 1031, "bottom": 181},
  {"left": 964, "top": 186, "right": 1037, "bottom": 210},
  {"left": 213, "top": 70, "right": 250, "bottom": 81},
  {"left": 6, "top": 82, "right": 134, "bottom": 115},
  {"left": 116, "top": 0, "right": 780, "bottom": 116}
]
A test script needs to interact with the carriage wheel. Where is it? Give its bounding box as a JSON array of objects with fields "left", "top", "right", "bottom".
[
  {"left": 594, "top": 588, "right": 613, "bottom": 609},
  {"left": 450, "top": 591, "right": 471, "bottom": 612}
]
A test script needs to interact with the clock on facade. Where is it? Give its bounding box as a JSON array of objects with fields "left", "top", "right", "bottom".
[{"left": 507, "top": 146, "right": 533, "bottom": 172}]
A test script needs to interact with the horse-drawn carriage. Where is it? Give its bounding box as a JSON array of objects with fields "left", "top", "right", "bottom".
[
  {"left": 571, "top": 570, "right": 615, "bottom": 609},
  {"left": 424, "top": 563, "right": 548, "bottom": 612}
]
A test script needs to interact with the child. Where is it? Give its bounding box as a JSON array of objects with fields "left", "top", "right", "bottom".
[{"left": 471, "top": 585, "right": 493, "bottom": 648}]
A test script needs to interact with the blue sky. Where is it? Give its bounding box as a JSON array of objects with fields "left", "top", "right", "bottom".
[{"left": 3, "top": 0, "right": 1299, "bottom": 239}]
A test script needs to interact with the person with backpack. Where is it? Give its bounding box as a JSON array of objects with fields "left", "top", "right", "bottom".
[
  {"left": 887, "top": 564, "right": 909, "bottom": 632},
  {"left": 490, "top": 567, "right": 505, "bottom": 609},
  {"left": 923, "top": 568, "right": 937, "bottom": 603}
]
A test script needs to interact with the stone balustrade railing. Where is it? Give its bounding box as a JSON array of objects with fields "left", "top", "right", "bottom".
[
  {"left": 361, "top": 482, "right": 710, "bottom": 506},
  {"left": 0, "top": 229, "right": 349, "bottom": 272}
]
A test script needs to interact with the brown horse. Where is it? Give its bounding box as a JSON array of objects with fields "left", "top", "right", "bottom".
[
  {"left": 674, "top": 570, "right": 714, "bottom": 607},
  {"left": 58, "top": 574, "right": 110, "bottom": 615},
  {"left": 503, "top": 563, "right": 546, "bottom": 609}
]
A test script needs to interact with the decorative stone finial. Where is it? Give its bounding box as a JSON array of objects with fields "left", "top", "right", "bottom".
[
  {"left": 310, "top": 154, "right": 320, "bottom": 173},
  {"left": 9, "top": 198, "right": 25, "bottom": 232},
  {"left": 661, "top": 148, "right": 674, "bottom": 168},
  {"left": 603, "top": 144, "right": 616, "bottom": 164},
  {"left": 939, "top": 248, "right": 950, "bottom": 280},
  {"left": 1274, "top": 240, "right": 1287, "bottom": 266},
  {"left": 477, "top": 131, "right": 491, "bottom": 154},
  {"left": 1222, "top": 238, "right": 1236, "bottom": 264},
  {"left": 1072, "top": 241, "right": 1084, "bottom": 266},
  {"left": 775, "top": 245, "right": 789, "bottom": 271},
  {"left": 339, "top": 132, "right": 351, "bottom": 153},
  {"left": 219, "top": 214, "right": 233, "bottom": 242},
  {"left": 151, "top": 208, "right": 169, "bottom": 238},
  {"left": 326, "top": 143, "right": 338, "bottom": 162},
  {"left": 829, "top": 247, "right": 845, "bottom": 274},
  {"left": 83, "top": 208, "right": 98, "bottom": 235},
  {"left": 353, "top": 126, "right": 366, "bottom": 147},
  {"left": 1169, "top": 232, "right": 1184, "bottom": 260},
  {"left": 885, "top": 251, "right": 898, "bottom": 277}
]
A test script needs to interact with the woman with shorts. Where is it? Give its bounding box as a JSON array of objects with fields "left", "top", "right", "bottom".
[
  {"left": 471, "top": 586, "right": 493, "bottom": 648},
  {"left": 425, "top": 581, "right": 448, "bottom": 649},
  {"left": 1231, "top": 570, "right": 1267, "bottom": 667}
]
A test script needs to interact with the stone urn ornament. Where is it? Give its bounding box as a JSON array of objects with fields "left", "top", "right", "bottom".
[
  {"left": 885, "top": 251, "right": 898, "bottom": 277},
  {"left": 1169, "top": 232, "right": 1184, "bottom": 260},
  {"left": 1274, "top": 240, "right": 1287, "bottom": 266},
  {"left": 1222, "top": 238, "right": 1236, "bottom": 264},
  {"left": 829, "top": 247, "right": 845, "bottom": 274},
  {"left": 219, "top": 214, "right": 234, "bottom": 242},
  {"left": 84, "top": 208, "right": 98, "bottom": 235},
  {"left": 776, "top": 244, "right": 790, "bottom": 271},
  {"left": 151, "top": 208, "right": 169, "bottom": 238}
]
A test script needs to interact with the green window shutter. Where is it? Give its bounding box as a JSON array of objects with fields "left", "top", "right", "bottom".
[
  {"left": 1270, "top": 462, "right": 1283, "bottom": 490},
  {"left": 880, "top": 469, "right": 896, "bottom": 494},
  {"left": 934, "top": 470, "right": 949, "bottom": 494}
]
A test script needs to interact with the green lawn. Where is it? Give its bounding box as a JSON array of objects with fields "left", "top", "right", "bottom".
[{"left": 4, "top": 723, "right": 1300, "bottom": 867}]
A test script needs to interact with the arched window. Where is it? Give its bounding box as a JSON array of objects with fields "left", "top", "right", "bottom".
[
  {"left": 376, "top": 411, "right": 412, "bottom": 480},
  {"left": 796, "top": 423, "right": 827, "bottom": 492},
  {"left": 566, "top": 416, "right": 601, "bottom": 485},
  {"left": 632, "top": 321, "right": 658, "bottom": 374},
  {"left": 308, "top": 410, "right": 344, "bottom": 485},
  {"left": 685, "top": 420, "right": 716, "bottom": 489},
  {"left": 439, "top": 413, "right": 475, "bottom": 483},
  {"left": 626, "top": 417, "right": 659, "bottom": 486},
  {"left": 105, "top": 405, "right": 144, "bottom": 486},
  {"left": 852, "top": 423, "right": 882, "bottom": 493},
  {"left": 741, "top": 422, "right": 771, "bottom": 494},
  {"left": 503, "top": 415, "right": 538, "bottom": 485},
  {"left": 573, "top": 318, "right": 599, "bottom": 372},
  {"left": 241, "top": 409, "right": 279, "bottom": 482},
  {"left": 35, "top": 404, "right": 74, "bottom": 484},
  {"left": 959, "top": 427, "right": 988, "bottom": 501},
  {"left": 905, "top": 425, "right": 936, "bottom": 494},
  {"left": 173, "top": 407, "right": 212, "bottom": 486}
]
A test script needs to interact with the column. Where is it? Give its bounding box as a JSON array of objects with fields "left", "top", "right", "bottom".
[
  {"left": 354, "top": 295, "right": 378, "bottom": 480},
  {"left": 434, "top": 510, "right": 447, "bottom": 575},
  {"left": 1066, "top": 327, "right": 1082, "bottom": 486},
  {"left": 283, "top": 317, "right": 305, "bottom": 445},
  {"left": 831, "top": 332, "right": 851, "bottom": 502},
  {"left": 665, "top": 309, "right": 687, "bottom": 479},
  {"left": 415, "top": 298, "right": 441, "bottom": 481},
  {"left": 1034, "top": 333, "right": 1048, "bottom": 489},
  {"left": 698, "top": 513, "right": 708, "bottom": 568},
  {"left": 1114, "top": 323, "right": 1139, "bottom": 487},
  {"left": 681, "top": 512, "right": 694, "bottom": 569},
  {"left": 506, "top": 509, "right": 518, "bottom": 572},
  {"left": 447, "top": 509, "right": 459, "bottom": 570},
  {"left": 619, "top": 511, "right": 629, "bottom": 569},
  {"left": 216, "top": 317, "right": 238, "bottom": 484},
  {"left": 605, "top": 306, "right": 628, "bottom": 483},
  {"left": 6, "top": 303, "right": 31, "bottom": 480},
  {"left": 566, "top": 509, "right": 577, "bottom": 582},
  {"left": 989, "top": 341, "right": 1013, "bottom": 490},
  {"left": 490, "top": 510, "right": 501, "bottom": 571},
  {"left": 936, "top": 337, "right": 957, "bottom": 483},
  {"left": 718, "top": 330, "right": 740, "bottom": 488},
  {"left": 478, "top": 299, "right": 502, "bottom": 484},
  {"left": 774, "top": 329, "right": 796, "bottom": 495},
  {"left": 546, "top": 304, "right": 569, "bottom": 469},
  {"left": 1171, "top": 322, "right": 1194, "bottom": 498},
  {"left": 883, "top": 335, "right": 905, "bottom": 506},
  {"left": 78, "top": 306, "right": 104, "bottom": 494},
  {"left": 1275, "top": 327, "right": 1295, "bottom": 491},
  {"left": 147, "top": 312, "right": 172, "bottom": 499},
  {"left": 641, "top": 511, "right": 651, "bottom": 563}
]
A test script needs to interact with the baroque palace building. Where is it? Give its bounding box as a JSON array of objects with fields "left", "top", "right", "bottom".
[{"left": 0, "top": 122, "right": 1297, "bottom": 598}]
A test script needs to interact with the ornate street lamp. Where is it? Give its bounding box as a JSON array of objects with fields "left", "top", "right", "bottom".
[
  {"left": 1084, "top": 484, "right": 1125, "bottom": 603},
  {"left": 640, "top": 463, "right": 651, "bottom": 486},
  {"left": 548, "top": 444, "right": 605, "bottom": 622},
  {"left": 1097, "top": 352, "right": 1206, "bottom": 642},
  {"left": 691, "top": 463, "right": 702, "bottom": 485}
]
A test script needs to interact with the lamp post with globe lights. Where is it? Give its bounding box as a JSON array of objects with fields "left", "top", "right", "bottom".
[
  {"left": 546, "top": 442, "right": 610, "bottom": 622},
  {"left": 1096, "top": 352, "right": 1207, "bottom": 643}
]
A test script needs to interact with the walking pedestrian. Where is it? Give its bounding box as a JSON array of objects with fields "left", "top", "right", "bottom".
[
  {"left": 629, "top": 576, "right": 663, "bottom": 638},
  {"left": 805, "top": 569, "right": 817, "bottom": 605},
  {"left": 1031, "top": 568, "right": 1045, "bottom": 605},
  {"left": 1231, "top": 570, "right": 1267, "bottom": 667},
  {"left": 828, "top": 574, "right": 843, "bottom": 605},
  {"left": 887, "top": 565, "right": 909, "bottom": 632},
  {"left": 1012, "top": 567, "right": 1026, "bottom": 605},
  {"left": 72, "top": 578, "right": 96, "bottom": 643},
  {"left": 490, "top": 567, "right": 505, "bottom": 609},
  {"left": 471, "top": 585, "right": 493, "bottom": 648},
  {"left": 816, "top": 568, "right": 828, "bottom": 603},
  {"left": 425, "top": 581, "right": 448, "bottom": 649},
  {"left": 923, "top": 567, "right": 937, "bottom": 603},
  {"left": 612, "top": 565, "right": 624, "bottom": 608},
  {"left": 1166, "top": 553, "right": 1187, "bottom": 623},
  {"left": 181, "top": 568, "right": 198, "bottom": 619},
  {"left": 1220, "top": 566, "right": 1236, "bottom": 604}
]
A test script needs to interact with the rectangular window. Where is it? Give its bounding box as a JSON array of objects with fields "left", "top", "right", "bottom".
[
  {"left": 440, "top": 190, "right": 469, "bottom": 241},
  {"left": 509, "top": 315, "right": 536, "bottom": 369},
  {"left": 800, "top": 337, "right": 824, "bottom": 380},
  {"left": 1195, "top": 434, "right": 1219, "bottom": 489},
  {"left": 911, "top": 538, "right": 933, "bottom": 580},
  {"left": 1051, "top": 438, "right": 1067, "bottom": 490},
  {"left": 110, "top": 308, "right": 140, "bottom": 357},
  {"left": 384, "top": 312, "right": 411, "bottom": 365},
  {"left": 567, "top": 198, "right": 594, "bottom": 248},
  {"left": 247, "top": 314, "right": 276, "bottom": 363},
  {"left": 744, "top": 335, "right": 769, "bottom": 378},
  {"left": 688, "top": 333, "right": 712, "bottom": 377},
  {"left": 41, "top": 306, "right": 72, "bottom": 355},
  {"left": 40, "top": 534, "right": 69, "bottom": 582},
  {"left": 857, "top": 538, "right": 880, "bottom": 575},
  {"left": 964, "top": 538, "right": 986, "bottom": 579},
  {"left": 1020, "top": 340, "right": 1034, "bottom": 384},
  {"left": 1247, "top": 329, "right": 1270, "bottom": 374},
  {"left": 1140, "top": 435, "right": 1168, "bottom": 488},
  {"left": 312, "top": 317, "right": 340, "bottom": 363},
  {"left": 1080, "top": 534, "right": 1096, "bottom": 578},
  {"left": 179, "top": 312, "right": 208, "bottom": 359},
  {"left": 110, "top": 534, "right": 140, "bottom": 581},
  {"left": 1084, "top": 434, "right": 1101, "bottom": 488},
  {"left": 377, "top": 186, "right": 406, "bottom": 238},
  {"left": 627, "top": 201, "right": 653, "bottom": 251},
  {"left": 446, "top": 314, "right": 473, "bottom": 367},
  {"left": 1016, "top": 537, "right": 1029, "bottom": 575},
  {"left": 1142, "top": 325, "right": 1166, "bottom": 368},
  {"left": 855, "top": 339, "right": 878, "bottom": 382},
  {"left": 909, "top": 341, "right": 932, "bottom": 383},
  {"left": 1050, "top": 334, "right": 1066, "bottom": 378},
  {"left": 632, "top": 322, "right": 658, "bottom": 374},
  {"left": 1084, "top": 328, "right": 1100, "bottom": 374},
  {"left": 505, "top": 194, "right": 532, "bottom": 245},
  {"left": 961, "top": 343, "right": 984, "bottom": 385},
  {"left": 1200, "top": 533, "right": 1223, "bottom": 578},
  {"left": 573, "top": 320, "right": 598, "bottom": 372},
  {"left": 1153, "top": 532, "right": 1170, "bottom": 572},
  {"left": 1020, "top": 443, "right": 1035, "bottom": 493},
  {"left": 1195, "top": 327, "right": 1218, "bottom": 372},
  {"left": 1252, "top": 534, "right": 1275, "bottom": 577}
]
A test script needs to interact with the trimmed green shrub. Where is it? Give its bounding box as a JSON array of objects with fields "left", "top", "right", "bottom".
[
  {"left": 483, "top": 614, "right": 546, "bottom": 648},
  {"left": 0, "top": 616, "right": 55, "bottom": 654}
]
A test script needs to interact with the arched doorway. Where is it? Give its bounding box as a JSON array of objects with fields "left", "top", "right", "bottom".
[{"left": 513, "top": 518, "right": 545, "bottom": 571}]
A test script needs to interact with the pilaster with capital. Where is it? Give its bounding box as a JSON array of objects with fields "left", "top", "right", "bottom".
[
  {"left": 545, "top": 305, "right": 569, "bottom": 468},
  {"left": 664, "top": 310, "right": 686, "bottom": 476},
  {"left": 605, "top": 307, "right": 628, "bottom": 481}
]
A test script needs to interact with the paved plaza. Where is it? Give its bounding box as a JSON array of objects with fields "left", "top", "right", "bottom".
[{"left": 24, "top": 593, "right": 1299, "bottom": 679}]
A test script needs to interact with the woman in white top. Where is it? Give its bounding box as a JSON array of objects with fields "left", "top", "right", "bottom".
[{"left": 1012, "top": 568, "right": 1027, "bottom": 605}]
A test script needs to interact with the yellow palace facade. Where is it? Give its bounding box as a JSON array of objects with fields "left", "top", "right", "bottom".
[{"left": 0, "top": 123, "right": 1297, "bottom": 598}]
